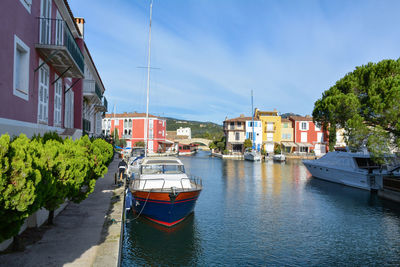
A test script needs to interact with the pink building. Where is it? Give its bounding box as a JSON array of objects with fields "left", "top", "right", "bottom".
[
  {"left": 0, "top": 0, "right": 106, "bottom": 139},
  {"left": 103, "top": 112, "right": 167, "bottom": 153}
]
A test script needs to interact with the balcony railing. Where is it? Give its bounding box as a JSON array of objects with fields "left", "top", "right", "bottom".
[
  {"left": 36, "top": 18, "right": 84, "bottom": 77},
  {"left": 83, "top": 79, "right": 102, "bottom": 101}
]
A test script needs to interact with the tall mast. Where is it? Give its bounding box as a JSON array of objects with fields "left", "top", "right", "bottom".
[
  {"left": 113, "top": 104, "right": 116, "bottom": 141},
  {"left": 144, "top": 0, "right": 153, "bottom": 157},
  {"left": 251, "top": 90, "right": 255, "bottom": 150}
]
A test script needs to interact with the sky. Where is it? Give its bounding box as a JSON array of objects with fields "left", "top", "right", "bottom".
[{"left": 69, "top": 0, "right": 400, "bottom": 124}]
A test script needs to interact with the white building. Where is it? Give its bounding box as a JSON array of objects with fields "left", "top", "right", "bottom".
[
  {"left": 177, "top": 127, "right": 191, "bottom": 139},
  {"left": 245, "top": 119, "right": 262, "bottom": 151}
]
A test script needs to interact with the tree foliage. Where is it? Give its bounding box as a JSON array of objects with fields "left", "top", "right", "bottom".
[
  {"left": 313, "top": 59, "right": 400, "bottom": 160},
  {"left": 0, "top": 133, "right": 113, "bottom": 242},
  {"left": 244, "top": 138, "right": 253, "bottom": 150}
]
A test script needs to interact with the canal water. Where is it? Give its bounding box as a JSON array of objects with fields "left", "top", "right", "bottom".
[{"left": 121, "top": 151, "right": 400, "bottom": 266}]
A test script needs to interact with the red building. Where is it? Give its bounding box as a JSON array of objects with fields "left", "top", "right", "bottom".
[
  {"left": 289, "top": 115, "right": 328, "bottom": 155},
  {"left": 103, "top": 112, "right": 166, "bottom": 153}
]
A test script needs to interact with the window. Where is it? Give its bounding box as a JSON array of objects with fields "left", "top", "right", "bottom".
[
  {"left": 53, "top": 74, "right": 62, "bottom": 126},
  {"left": 317, "top": 132, "right": 324, "bottom": 142},
  {"left": 267, "top": 122, "right": 274, "bottom": 131},
  {"left": 301, "top": 132, "right": 307, "bottom": 142},
  {"left": 248, "top": 132, "right": 253, "bottom": 140},
  {"left": 114, "top": 119, "right": 119, "bottom": 126},
  {"left": 19, "top": 0, "right": 32, "bottom": 13},
  {"left": 267, "top": 133, "right": 273, "bottom": 141},
  {"left": 13, "top": 35, "right": 30, "bottom": 100},
  {"left": 149, "top": 129, "right": 153, "bottom": 139},
  {"left": 38, "top": 61, "right": 49, "bottom": 123},
  {"left": 300, "top": 122, "right": 308, "bottom": 130},
  {"left": 235, "top": 132, "right": 240, "bottom": 141},
  {"left": 249, "top": 122, "right": 253, "bottom": 127},
  {"left": 315, "top": 124, "right": 321, "bottom": 131}
]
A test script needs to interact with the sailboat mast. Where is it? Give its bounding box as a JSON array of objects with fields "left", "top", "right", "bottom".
[
  {"left": 251, "top": 90, "right": 255, "bottom": 150},
  {"left": 144, "top": 0, "right": 153, "bottom": 158}
]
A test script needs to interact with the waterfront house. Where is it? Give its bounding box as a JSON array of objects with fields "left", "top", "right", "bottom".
[
  {"left": 103, "top": 112, "right": 166, "bottom": 153},
  {"left": 281, "top": 118, "right": 296, "bottom": 153},
  {"left": 223, "top": 115, "right": 247, "bottom": 153},
  {"left": 245, "top": 118, "right": 262, "bottom": 151},
  {"left": 289, "top": 115, "right": 328, "bottom": 155},
  {"left": 177, "top": 127, "right": 191, "bottom": 139},
  {"left": 0, "top": 0, "right": 106, "bottom": 139},
  {"left": 254, "top": 109, "right": 282, "bottom": 153}
]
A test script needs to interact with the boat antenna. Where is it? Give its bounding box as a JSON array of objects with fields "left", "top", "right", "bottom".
[
  {"left": 144, "top": 0, "right": 153, "bottom": 158},
  {"left": 251, "top": 90, "right": 255, "bottom": 150}
]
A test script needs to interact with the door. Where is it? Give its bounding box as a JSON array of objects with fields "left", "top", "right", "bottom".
[
  {"left": 38, "top": 62, "right": 49, "bottom": 123},
  {"left": 148, "top": 140, "right": 153, "bottom": 152},
  {"left": 55, "top": 11, "right": 63, "bottom": 45},
  {"left": 53, "top": 74, "right": 62, "bottom": 126},
  {"left": 40, "top": 0, "right": 52, "bottom": 44},
  {"left": 64, "top": 88, "right": 74, "bottom": 128}
]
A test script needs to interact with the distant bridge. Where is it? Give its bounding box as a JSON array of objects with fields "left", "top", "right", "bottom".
[{"left": 176, "top": 138, "right": 212, "bottom": 147}]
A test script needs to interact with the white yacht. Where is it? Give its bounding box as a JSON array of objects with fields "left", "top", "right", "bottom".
[{"left": 303, "top": 150, "right": 399, "bottom": 191}]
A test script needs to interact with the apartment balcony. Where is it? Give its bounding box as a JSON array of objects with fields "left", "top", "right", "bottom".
[
  {"left": 36, "top": 18, "right": 84, "bottom": 78},
  {"left": 83, "top": 79, "right": 102, "bottom": 102}
]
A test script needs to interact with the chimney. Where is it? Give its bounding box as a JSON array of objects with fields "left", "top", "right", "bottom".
[
  {"left": 240, "top": 114, "right": 244, "bottom": 118},
  {"left": 75, "top": 17, "right": 85, "bottom": 37}
]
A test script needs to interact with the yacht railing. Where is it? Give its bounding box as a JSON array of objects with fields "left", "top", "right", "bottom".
[{"left": 132, "top": 175, "right": 202, "bottom": 192}]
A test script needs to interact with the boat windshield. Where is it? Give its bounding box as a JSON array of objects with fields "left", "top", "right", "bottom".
[{"left": 141, "top": 164, "right": 185, "bottom": 174}]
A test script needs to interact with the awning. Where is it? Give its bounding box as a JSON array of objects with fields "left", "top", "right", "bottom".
[
  {"left": 281, "top": 142, "right": 297, "bottom": 147},
  {"left": 296, "top": 142, "right": 313, "bottom": 147},
  {"left": 159, "top": 140, "right": 174, "bottom": 144}
]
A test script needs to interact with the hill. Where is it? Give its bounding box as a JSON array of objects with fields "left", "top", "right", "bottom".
[{"left": 166, "top": 118, "right": 223, "bottom": 140}]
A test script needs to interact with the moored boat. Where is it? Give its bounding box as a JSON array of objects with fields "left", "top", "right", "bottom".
[
  {"left": 273, "top": 153, "right": 286, "bottom": 162},
  {"left": 129, "top": 157, "right": 202, "bottom": 226},
  {"left": 244, "top": 149, "right": 262, "bottom": 161},
  {"left": 303, "top": 150, "right": 399, "bottom": 191}
]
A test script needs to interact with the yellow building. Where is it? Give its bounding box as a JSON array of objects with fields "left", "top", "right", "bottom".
[{"left": 254, "top": 109, "right": 281, "bottom": 153}]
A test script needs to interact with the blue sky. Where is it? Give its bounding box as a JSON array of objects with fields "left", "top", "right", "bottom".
[{"left": 69, "top": 0, "right": 400, "bottom": 124}]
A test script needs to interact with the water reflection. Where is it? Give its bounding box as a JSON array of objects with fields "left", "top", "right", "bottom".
[
  {"left": 122, "top": 153, "right": 400, "bottom": 266},
  {"left": 123, "top": 213, "right": 201, "bottom": 266}
]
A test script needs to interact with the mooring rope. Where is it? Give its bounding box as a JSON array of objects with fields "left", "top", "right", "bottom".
[{"left": 110, "top": 189, "right": 152, "bottom": 224}]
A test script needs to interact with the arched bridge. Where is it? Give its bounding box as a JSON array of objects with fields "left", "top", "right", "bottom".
[{"left": 176, "top": 138, "right": 212, "bottom": 147}]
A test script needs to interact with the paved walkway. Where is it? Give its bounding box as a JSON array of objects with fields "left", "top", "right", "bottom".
[{"left": 0, "top": 156, "right": 121, "bottom": 267}]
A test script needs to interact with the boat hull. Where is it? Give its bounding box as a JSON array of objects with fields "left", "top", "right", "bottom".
[
  {"left": 131, "top": 190, "right": 201, "bottom": 227},
  {"left": 303, "top": 161, "right": 371, "bottom": 190},
  {"left": 244, "top": 153, "right": 262, "bottom": 162}
]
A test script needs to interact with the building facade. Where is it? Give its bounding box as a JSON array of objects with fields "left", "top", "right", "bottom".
[
  {"left": 281, "top": 118, "right": 295, "bottom": 153},
  {"left": 103, "top": 112, "right": 166, "bottom": 153},
  {"left": 223, "top": 115, "right": 247, "bottom": 153},
  {"left": 0, "top": 0, "right": 106, "bottom": 139},
  {"left": 177, "top": 127, "right": 191, "bottom": 139},
  {"left": 254, "top": 109, "right": 282, "bottom": 153},
  {"left": 245, "top": 119, "right": 262, "bottom": 151},
  {"left": 289, "top": 116, "right": 328, "bottom": 155}
]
